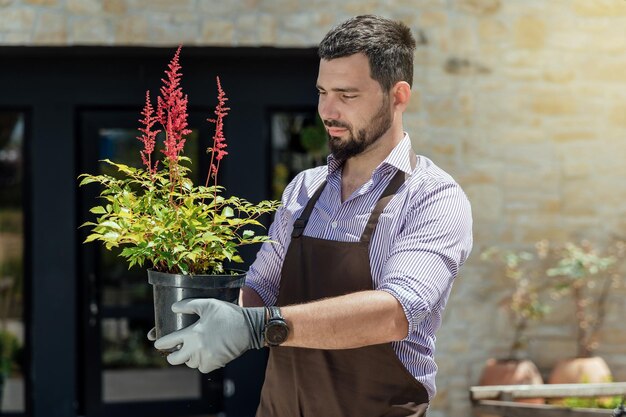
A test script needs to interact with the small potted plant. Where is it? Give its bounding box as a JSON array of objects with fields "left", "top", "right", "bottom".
[
  {"left": 546, "top": 240, "right": 624, "bottom": 385},
  {"left": 478, "top": 242, "right": 553, "bottom": 402},
  {"left": 79, "top": 47, "right": 280, "bottom": 348}
]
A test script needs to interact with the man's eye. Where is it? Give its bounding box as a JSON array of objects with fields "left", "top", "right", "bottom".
[
  {"left": 317, "top": 90, "right": 326, "bottom": 95},
  {"left": 343, "top": 95, "right": 356, "bottom": 99}
]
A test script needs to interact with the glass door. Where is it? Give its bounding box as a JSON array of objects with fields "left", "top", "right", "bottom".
[
  {"left": 77, "top": 109, "right": 221, "bottom": 417},
  {"left": 0, "top": 111, "right": 27, "bottom": 415}
]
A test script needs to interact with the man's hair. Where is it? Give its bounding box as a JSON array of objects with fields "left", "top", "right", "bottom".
[{"left": 318, "top": 15, "right": 417, "bottom": 91}]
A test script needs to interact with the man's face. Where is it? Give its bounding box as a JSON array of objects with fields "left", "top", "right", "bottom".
[{"left": 316, "top": 53, "right": 393, "bottom": 161}]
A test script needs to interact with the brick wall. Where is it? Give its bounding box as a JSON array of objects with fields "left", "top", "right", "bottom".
[{"left": 3, "top": 0, "right": 626, "bottom": 415}]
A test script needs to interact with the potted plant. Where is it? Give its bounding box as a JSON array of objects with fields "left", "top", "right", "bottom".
[
  {"left": 478, "top": 243, "right": 553, "bottom": 402},
  {"left": 545, "top": 240, "right": 624, "bottom": 385},
  {"left": 79, "top": 47, "right": 280, "bottom": 349}
]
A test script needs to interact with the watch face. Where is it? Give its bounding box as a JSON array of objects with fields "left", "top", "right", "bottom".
[{"left": 266, "top": 321, "right": 289, "bottom": 346}]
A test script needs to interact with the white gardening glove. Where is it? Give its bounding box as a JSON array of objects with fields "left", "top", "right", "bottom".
[{"left": 153, "top": 298, "right": 265, "bottom": 374}]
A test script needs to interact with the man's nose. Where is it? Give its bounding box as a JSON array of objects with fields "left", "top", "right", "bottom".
[{"left": 318, "top": 95, "right": 340, "bottom": 121}]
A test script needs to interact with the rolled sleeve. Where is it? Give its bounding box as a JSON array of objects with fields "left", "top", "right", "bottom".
[
  {"left": 377, "top": 182, "right": 473, "bottom": 336},
  {"left": 245, "top": 203, "right": 290, "bottom": 306},
  {"left": 245, "top": 171, "right": 313, "bottom": 306}
]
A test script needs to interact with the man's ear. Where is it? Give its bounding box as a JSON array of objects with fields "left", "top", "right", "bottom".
[{"left": 392, "top": 81, "right": 412, "bottom": 112}]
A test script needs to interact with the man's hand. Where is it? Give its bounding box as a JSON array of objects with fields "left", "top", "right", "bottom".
[{"left": 154, "top": 298, "right": 265, "bottom": 373}]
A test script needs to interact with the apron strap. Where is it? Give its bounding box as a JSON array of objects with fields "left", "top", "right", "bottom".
[
  {"left": 360, "top": 151, "right": 417, "bottom": 244},
  {"left": 291, "top": 150, "right": 418, "bottom": 241},
  {"left": 291, "top": 180, "right": 327, "bottom": 238}
]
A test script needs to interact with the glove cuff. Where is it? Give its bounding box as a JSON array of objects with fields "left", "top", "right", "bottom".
[{"left": 242, "top": 307, "right": 266, "bottom": 349}]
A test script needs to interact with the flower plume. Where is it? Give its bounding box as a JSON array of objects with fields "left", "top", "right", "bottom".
[
  {"left": 207, "top": 76, "right": 230, "bottom": 184},
  {"left": 137, "top": 91, "right": 160, "bottom": 175},
  {"left": 157, "top": 45, "right": 192, "bottom": 164}
]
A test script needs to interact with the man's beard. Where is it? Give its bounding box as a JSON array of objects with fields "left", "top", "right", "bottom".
[{"left": 325, "top": 97, "right": 393, "bottom": 162}]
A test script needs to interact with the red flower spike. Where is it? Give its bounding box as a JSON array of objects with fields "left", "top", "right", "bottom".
[
  {"left": 207, "top": 76, "right": 230, "bottom": 184},
  {"left": 157, "top": 45, "right": 192, "bottom": 164},
  {"left": 137, "top": 91, "right": 160, "bottom": 175}
]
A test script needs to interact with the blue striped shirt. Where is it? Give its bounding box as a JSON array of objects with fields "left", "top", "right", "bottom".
[{"left": 246, "top": 134, "right": 473, "bottom": 399}]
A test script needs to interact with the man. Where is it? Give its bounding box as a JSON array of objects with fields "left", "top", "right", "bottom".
[{"left": 155, "top": 15, "right": 473, "bottom": 416}]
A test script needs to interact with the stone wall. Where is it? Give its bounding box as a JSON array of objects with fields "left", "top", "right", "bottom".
[{"left": 3, "top": 0, "right": 626, "bottom": 415}]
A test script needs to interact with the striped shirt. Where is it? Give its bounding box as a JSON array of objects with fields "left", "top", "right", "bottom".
[{"left": 246, "top": 133, "right": 473, "bottom": 399}]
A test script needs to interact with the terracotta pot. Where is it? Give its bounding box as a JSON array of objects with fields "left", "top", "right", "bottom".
[
  {"left": 548, "top": 356, "right": 612, "bottom": 384},
  {"left": 547, "top": 357, "right": 613, "bottom": 405},
  {"left": 479, "top": 358, "right": 545, "bottom": 404}
]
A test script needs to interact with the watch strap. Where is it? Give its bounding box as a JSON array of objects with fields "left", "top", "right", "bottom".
[{"left": 267, "top": 305, "right": 283, "bottom": 322}]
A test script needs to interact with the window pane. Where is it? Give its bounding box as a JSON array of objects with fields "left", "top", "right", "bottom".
[
  {"left": 270, "top": 111, "right": 327, "bottom": 200},
  {"left": 0, "top": 111, "right": 25, "bottom": 413}
]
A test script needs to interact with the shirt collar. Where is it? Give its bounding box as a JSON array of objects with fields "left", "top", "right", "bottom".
[{"left": 326, "top": 133, "right": 414, "bottom": 176}]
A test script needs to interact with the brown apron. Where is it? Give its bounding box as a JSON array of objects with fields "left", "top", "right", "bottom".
[{"left": 257, "top": 165, "right": 430, "bottom": 417}]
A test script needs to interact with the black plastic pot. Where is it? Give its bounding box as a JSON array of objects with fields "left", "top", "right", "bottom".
[{"left": 147, "top": 269, "right": 245, "bottom": 351}]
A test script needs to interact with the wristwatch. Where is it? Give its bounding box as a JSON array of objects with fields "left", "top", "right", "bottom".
[{"left": 264, "top": 306, "right": 289, "bottom": 347}]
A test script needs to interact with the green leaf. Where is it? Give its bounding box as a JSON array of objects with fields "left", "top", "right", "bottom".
[
  {"left": 78, "top": 176, "right": 100, "bottom": 186},
  {"left": 99, "top": 220, "right": 122, "bottom": 230},
  {"left": 103, "top": 231, "right": 120, "bottom": 240},
  {"left": 83, "top": 234, "right": 102, "bottom": 243},
  {"left": 242, "top": 230, "right": 255, "bottom": 239},
  {"left": 89, "top": 206, "right": 107, "bottom": 215},
  {"left": 221, "top": 207, "right": 234, "bottom": 218}
]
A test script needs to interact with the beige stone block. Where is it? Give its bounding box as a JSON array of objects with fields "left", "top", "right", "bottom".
[
  {"left": 530, "top": 92, "right": 577, "bottom": 116},
  {"left": 129, "top": 0, "right": 194, "bottom": 12},
  {"left": 71, "top": 17, "right": 111, "bottom": 44},
  {"left": 255, "top": 0, "right": 298, "bottom": 14},
  {"left": 341, "top": 2, "right": 380, "bottom": 16},
  {"left": 456, "top": 0, "right": 501, "bottom": 15},
  {"left": 172, "top": 12, "right": 198, "bottom": 24},
  {"left": 66, "top": 0, "right": 102, "bottom": 14},
  {"left": 424, "top": 95, "right": 472, "bottom": 127},
  {"left": 235, "top": 14, "right": 261, "bottom": 45},
  {"left": 552, "top": 130, "right": 594, "bottom": 143},
  {"left": 464, "top": 184, "right": 502, "bottom": 220},
  {"left": 3, "top": 32, "right": 31, "bottom": 43},
  {"left": 450, "top": 21, "right": 477, "bottom": 54},
  {"left": 492, "top": 127, "right": 547, "bottom": 145},
  {"left": 419, "top": 10, "right": 447, "bottom": 28},
  {"left": 0, "top": 8, "right": 36, "bottom": 31},
  {"left": 33, "top": 10, "right": 67, "bottom": 44},
  {"left": 478, "top": 18, "right": 507, "bottom": 43},
  {"left": 503, "top": 164, "right": 558, "bottom": 192},
  {"left": 609, "top": 103, "right": 626, "bottom": 127},
  {"left": 562, "top": 179, "right": 602, "bottom": 216},
  {"left": 515, "top": 215, "right": 569, "bottom": 243},
  {"left": 151, "top": 24, "right": 197, "bottom": 46},
  {"left": 257, "top": 14, "right": 276, "bottom": 45},
  {"left": 543, "top": 68, "right": 575, "bottom": 84},
  {"left": 572, "top": 0, "right": 626, "bottom": 17},
  {"left": 457, "top": 170, "right": 497, "bottom": 185},
  {"left": 115, "top": 15, "right": 149, "bottom": 44},
  {"left": 24, "top": 0, "right": 58, "bottom": 5},
  {"left": 196, "top": 1, "right": 238, "bottom": 15},
  {"left": 514, "top": 15, "right": 546, "bottom": 49},
  {"left": 201, "top": 19, "right": 235, "bottom": 45},
  {"left": 583, "top": 59, "right": 626, "bottom": 83},
  {"left": 551, "top": 25, "right": 626, "bottom": 53},
  {"left": 103, "top": 0, "right": 127, "bottom": 14},
  {"left": 406, "top": 89, "right": 421, "bottom": 113}
]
